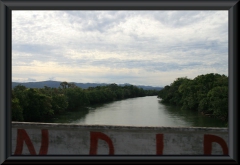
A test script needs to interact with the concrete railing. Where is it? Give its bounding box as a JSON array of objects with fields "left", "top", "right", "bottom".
[{"left": 12, "top": 122, "right": 228, "bottom": 155}]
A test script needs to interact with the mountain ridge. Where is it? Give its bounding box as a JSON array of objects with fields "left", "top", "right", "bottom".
[{"left": 12, "top": 81, "right": 163, "bottom": 91}]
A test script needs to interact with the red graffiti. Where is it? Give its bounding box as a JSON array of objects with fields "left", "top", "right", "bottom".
[
  {"left": 156, "top": 134, "right": 164, "bottom": 155},
  {"left": 204, "top": 134, "right": 228, "bottom": 155},
  {"left": 14, "top": 129, "right": 49, "bottom": 155},
  {"left": 89, "top": 132, "right": 114, "bottom": 155},
  {"left": 12, "top": 129, "right": 228, "bottom": 155}
]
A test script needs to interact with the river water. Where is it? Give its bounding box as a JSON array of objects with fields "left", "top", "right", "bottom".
[{"left": 49, "top": 96, "right": 227, "bottom": 127}]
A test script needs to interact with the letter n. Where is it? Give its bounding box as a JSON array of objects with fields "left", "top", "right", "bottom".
[
  {"left": 204, "top": 134, "right": 228, "bottom": 155},
  {"left": 156, "top": 134, "right": 164, "bottom": 155},
  {"left": 89, "top": 132, "right": 114, "bottom": 155},
  {"left": 14, "top": 129, "right": 49, "bottom": 155}
]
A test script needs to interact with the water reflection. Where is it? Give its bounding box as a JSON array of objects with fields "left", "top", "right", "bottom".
[
  {"left": 48, "top": 96, "right": 227, "bottom": 127},
  {"left": 45, "top": 107, "right": 90, "bottom": 123},
  {"left": 159, "top": 101, "right": 227, "bottom": 127}
]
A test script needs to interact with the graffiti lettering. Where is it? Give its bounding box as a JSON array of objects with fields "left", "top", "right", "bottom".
[
  {"left": 14, "top": 129, "right": 49, "bottom": 155},
  {"left": 89, "top": 132, "right": 114, "bottom": 155},
  {"left": 12, "top": 129, "right": 228, "bottom": 155},
  {"left": 204, "top": 134, "right": 228, "bottom": 155},
  {"left": 156, "top": 134, "right": 164, "bottom": 155}
]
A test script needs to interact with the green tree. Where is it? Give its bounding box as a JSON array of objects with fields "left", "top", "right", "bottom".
[
  {"left": 158, "top": 77, "right": 190, "bottom": 106},
  {"left": 65, "top": 87, "right": 89, "bottom": 111},
  {"left": 60, "top": 81, "right": 68, "bottom": 89},
  {"left": 13, "top": 85, "right": 28, "bottom": 109},
  {"left": 11, "top": 93, "right": 24, "bottom": 121},
  {"left": 23, "top": 88, "right": 54, "bottom": 122},
  {"left": 51, "top": 94, "right": 68, "bottom": 115},
  {"left": 207, "top": 86, "right": 228, "bottom": 121},
  {"left": 159, "top": 73, "right": 228, "bottom": 122}
]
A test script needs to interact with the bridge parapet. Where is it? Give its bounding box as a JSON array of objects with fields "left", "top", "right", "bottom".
[{"left": 12, "top": 122, "right": 228, "bottom": 155}]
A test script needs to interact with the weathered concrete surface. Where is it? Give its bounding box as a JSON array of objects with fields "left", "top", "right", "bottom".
[{"left": 12, "top": 122, "right": 228, "bottom": 155}]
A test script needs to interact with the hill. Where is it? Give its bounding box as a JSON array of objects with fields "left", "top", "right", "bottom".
[{"left": 12, "top": 81, "right": 163, "bottom": 91}]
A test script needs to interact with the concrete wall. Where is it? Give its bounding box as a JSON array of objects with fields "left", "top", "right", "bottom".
[{"left": 12, "top": 122, "right": 228, "bottom": 155}]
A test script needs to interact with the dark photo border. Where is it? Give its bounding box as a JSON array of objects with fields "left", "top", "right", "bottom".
[{"left": 0, "top": 0, "right": 239, "bottom": 164}]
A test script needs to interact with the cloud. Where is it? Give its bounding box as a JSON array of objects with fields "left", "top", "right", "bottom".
[{"left": 12, "top": 10, "right": 228, "bottom": 86}]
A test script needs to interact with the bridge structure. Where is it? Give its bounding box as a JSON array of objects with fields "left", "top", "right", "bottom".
[{"left": 12, "top": 122, "right": 228, "bottom": 155}]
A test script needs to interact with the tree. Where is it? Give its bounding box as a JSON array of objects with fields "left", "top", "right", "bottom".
[
  {"left": 22, "top": 88, "right": 54, "bottom": 122},
  {"left": 159, "top": 73, "right": 228, "bottom": 122},
  {"left": 60, "top": 81, "right": 68, "bottom": 89},
  {"left": 51, "top": 94, "right": 68, "bottom": 115},
  {"left": 207, "top": 86, "right": 228, "bottom": 121},
  {"left": 68, "top": 83, "right": 77, "bottom": 88},
  {"left": 11, "top": 91, "right": 24, "bottom": 121},
  {"left": 65, "top": 88, "right": 89, "bottom": 111},
  {"left": 158, "top": 77, "right": 190, "bottom": 106},
  {"left": 13, "top": 85, "right": 28, "bottom": 109}
]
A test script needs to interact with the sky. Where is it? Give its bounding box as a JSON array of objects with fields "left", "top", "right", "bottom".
[{"left": 12, "top": 10, "right": 228, "bottom": 87}]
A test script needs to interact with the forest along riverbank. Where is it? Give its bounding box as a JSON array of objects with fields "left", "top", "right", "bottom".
[
  {"left": 11, "top": 73, "right": 228, "bottom": 127},
  {"left": 11, "top": 83, "right": 159, "bottom": 122},
  {"left": 157, "top": 73, "right": 228, "bottom": 124},
  {"left": 47, "top": 96, "right": 227, "bottom": 127}
]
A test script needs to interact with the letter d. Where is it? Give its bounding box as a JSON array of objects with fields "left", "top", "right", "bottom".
[
  {"left": 204, "top": 134, "right": 228, "bottom": 155},
  {"left": 89, "top": 132, "right": 114, "bottom": 155}
]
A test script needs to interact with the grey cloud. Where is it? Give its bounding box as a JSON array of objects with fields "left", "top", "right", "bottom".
[
  {"left": 12, "top": 11, "right": 228, "bottom": 85},
  {"left": 65, "top": 52, "right": 226, "bottom": 73},
  {"left": 74, "top": 58, "right": 204, "bottom": 72},
  {"left": 152, "top": 11, "right": 213, "bottom": 28},
  {"left": 68, "top": 35, "right": 227, "bottom": 59},
  {"left": 13, "top": 44, "right": 56, "bottom": 55},
  {"left": 12, "top": 38, "right": 227, "bottom": 74},
  {"left": 51, "top": 11, "right": 227, "bottom": 60},
  {"left": 63, "top": 11, "right": 161, "bottom": 33},
  {"left": 64, "top": 11, "right": 126, "bottom": 33},
  {"left": 12, "top": 43, "right": 68, "bottom": 64},
  {"left": 149, "top": 61, "right": 203, "bottom": 72}
]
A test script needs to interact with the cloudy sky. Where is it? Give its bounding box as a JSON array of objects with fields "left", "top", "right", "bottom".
[{"left": 12, "top": 10, "right": 228, "bottom": 87}]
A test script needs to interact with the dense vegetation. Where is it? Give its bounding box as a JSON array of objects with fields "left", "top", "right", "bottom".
[
  {"left": 12, "top": 83, "right": 159, "bottom": 122},
  {"left": 158, "top": 73, "right": 228, "bottom": 122}
]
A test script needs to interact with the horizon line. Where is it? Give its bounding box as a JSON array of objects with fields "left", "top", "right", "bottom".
[{"left": 12, "top": 81, "right": 164, "bottom": 88}]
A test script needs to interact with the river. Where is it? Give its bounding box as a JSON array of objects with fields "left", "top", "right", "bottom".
[{"left": 48, "top": 96, "right": 227, "bottom": 127}]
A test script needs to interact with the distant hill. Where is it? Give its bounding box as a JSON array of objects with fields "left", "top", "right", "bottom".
[{"left": 12, "top": 81, "right": 163, "bottom": 91}]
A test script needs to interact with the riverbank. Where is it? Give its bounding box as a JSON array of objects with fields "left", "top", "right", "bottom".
[{"left": 200, "top": 111, "right": 228, "bottom": 124}]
